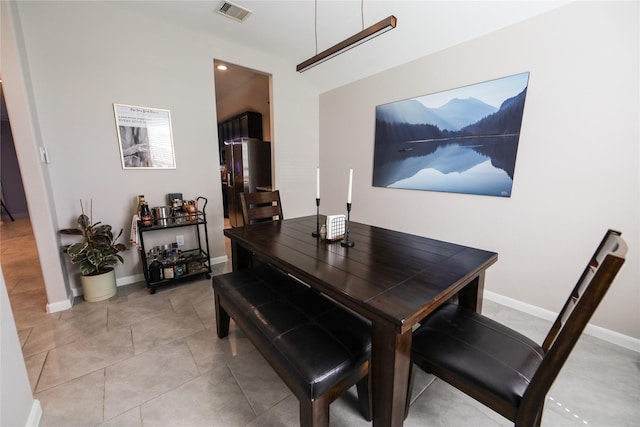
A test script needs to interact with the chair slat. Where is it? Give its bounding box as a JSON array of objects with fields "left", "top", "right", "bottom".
[{"left": 240, "top": 190, "right": 283, "bottom": 225}]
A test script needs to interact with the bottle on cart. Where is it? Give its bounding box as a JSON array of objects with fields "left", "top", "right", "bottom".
[
  {"left": 140, "top": 201, "right": 153, "bottom": 227},
  {"left": 168, "top": 250, "right": 181, "bottom": 277},
  {"left": 174, "top": 250, "right": 187, "bottom": 277},
  {"left": 136, "top": 195, "right": 146, "bottom": 216},
  {"left": 163, "top": 250, "right": 175, "bottom": 279},
  {"left": 174, "top": 260, "right": 184, "bottom": 278},
  {"left": 179, "top": 252, "right": 189, "bottom": 275},
  {"left": 149, "top": 255, "right": 164, "bottom": 282}
]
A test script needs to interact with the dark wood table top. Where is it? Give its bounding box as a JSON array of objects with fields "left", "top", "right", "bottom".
[{"left": 224, "top": 215, "right": 498, "bottom": 334}]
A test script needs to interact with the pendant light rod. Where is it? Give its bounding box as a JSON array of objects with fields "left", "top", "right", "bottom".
[{"left": 296, "top": 15, "right": 397, "bottom": 72}]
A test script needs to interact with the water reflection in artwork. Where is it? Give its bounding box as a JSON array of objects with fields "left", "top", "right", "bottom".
[{"left": 372, "top": 72, "right": 529, "bottom": 197}]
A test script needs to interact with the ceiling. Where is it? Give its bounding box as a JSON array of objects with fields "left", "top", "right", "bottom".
[
  {"left": 1, "top": 1, "right": 570, "bottom": 123},
  {"left": 117, "top": 0, "right": 570, "bottom": 93},
  {"left": 213, "top": 60, "right": 269, "bottom": 105}
]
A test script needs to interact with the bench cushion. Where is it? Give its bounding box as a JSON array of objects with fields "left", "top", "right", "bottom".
[{"left": 214, "top": 265, "right": 371, "bottom": 400}]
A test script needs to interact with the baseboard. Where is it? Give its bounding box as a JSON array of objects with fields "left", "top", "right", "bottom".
[
  {"left": 46, "top": 294, "right": 73, "bottom": 313},
  {"left": 116, "top": 273, "right": 145, "bottom": 287},
  {"left": 211, "top": 254, "right": 228, "bottom": 265},
  {"left": 70, "top": 286, "right": 82, "bottom": 298},
  {"left": 484, "top": 291, "right": 640, "bottom": 353},
  {"left": 69, "top": 258, "right": 228, "bottom": 297},
  {"left": 26, "top": 399, "right": 42, "bottom": 427}
]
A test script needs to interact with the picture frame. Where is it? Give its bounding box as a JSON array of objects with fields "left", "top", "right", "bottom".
[
  {"left": 113, "top": 103, "right": 176, "bottom": 169},
  {"left": 372, "top": 72, "right": 530, "bottom": 197}
]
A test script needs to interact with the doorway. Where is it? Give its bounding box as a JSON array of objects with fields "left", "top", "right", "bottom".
[
  {"left": 0, "top": 83, "right": 51, "bottom": 335},
  {"left": 213, "top": 60, "right": 273, "bottom": 231},
  {"left": 0, "top": 83, "right": 29, "bottom": 220}
]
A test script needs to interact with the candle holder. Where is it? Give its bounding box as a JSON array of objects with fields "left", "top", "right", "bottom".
[
  {"left": 340, "top": 202, "right": 355, "bottom": 247},
  {"left": 312, "top": 198, "right": 321, "bottom": 237}
]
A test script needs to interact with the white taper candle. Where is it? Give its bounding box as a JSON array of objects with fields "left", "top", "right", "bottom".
[
  {"left": 347, "top": 169, "right": 353, "bottom": 203},
  {"left": 316, "top": 167, "right": 320, "bottom": 199}
]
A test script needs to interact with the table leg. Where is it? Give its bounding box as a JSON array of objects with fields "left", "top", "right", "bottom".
[
  {"left": 371, "top": 322, "right": 412, "bottom": 427},
  {"left": 457, "top": 272, "right": 486, "bottom": 313},
  {"left": 230, "top": 240, "right": 252, "bottom": 271}
]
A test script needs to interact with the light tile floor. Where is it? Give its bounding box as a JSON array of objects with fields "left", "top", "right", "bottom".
[{"left": 2, "top": 217, "right": 639, "bottom": 426}]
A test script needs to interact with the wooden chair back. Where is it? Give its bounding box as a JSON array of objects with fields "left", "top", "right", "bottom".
[
  {"left": 240, "top": 190, "right": 283, "bottom": 225},
  {"left": 519, "top": 229, "right": 627, "bottom": 424},
  {"left": 408, "top": 229, "right": 627, "bottom": 426}
]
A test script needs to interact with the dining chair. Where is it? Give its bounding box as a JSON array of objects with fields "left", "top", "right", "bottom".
[
  {"left": 240, "top": 190, "right": 283, "bottom": 225},
  {"left": 407, "top": 229, "right": 627, "bottom": 426}
]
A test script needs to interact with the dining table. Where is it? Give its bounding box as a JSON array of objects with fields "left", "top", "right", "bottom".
[{"left": 224, "top": 215, "right": 498, "bottom": 427}]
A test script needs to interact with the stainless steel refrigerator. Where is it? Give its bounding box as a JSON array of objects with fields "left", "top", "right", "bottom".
[{"left": 224, "top": 138, "right": 272, "bottom": 227}]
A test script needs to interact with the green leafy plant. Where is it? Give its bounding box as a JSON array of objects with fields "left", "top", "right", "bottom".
[{"left": 61, "top": 200, "right": 127, "bottom": 276}]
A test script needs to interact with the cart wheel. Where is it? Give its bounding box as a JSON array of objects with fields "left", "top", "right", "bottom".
[
  {"left": 206, "top": 274, "right": 211, "bottom": 279},
  {"left": 150, "top": 288, "right": 156, "bottom": 295}
]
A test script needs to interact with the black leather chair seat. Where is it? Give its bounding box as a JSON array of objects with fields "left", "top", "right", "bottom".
[
  {"left": 407, "top": 230, "right": 626, "bottom": 426},
  {"left": 214, "top": 264, "right": 371, "bottom": 401},
  {"left": 412, "top": 303, "right": 544, "bottom": 406}
]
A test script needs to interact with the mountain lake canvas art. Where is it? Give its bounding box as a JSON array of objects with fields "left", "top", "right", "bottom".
[{"left": 372, "top": 72, "right": 529, "bottom": 197}]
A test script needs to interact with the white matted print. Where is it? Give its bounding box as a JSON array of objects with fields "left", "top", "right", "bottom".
[{"left": 114, "top": 104, "right": 176, "bottom": 169}]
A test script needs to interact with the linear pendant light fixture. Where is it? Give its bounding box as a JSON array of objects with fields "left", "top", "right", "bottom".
[{"left": 296, "top": 15, "right": 397, "bottom": 72}]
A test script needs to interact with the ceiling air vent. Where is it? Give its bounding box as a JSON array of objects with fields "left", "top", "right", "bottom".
[{"left": 217, "top": 1, "right": 252, "bottom": 23}]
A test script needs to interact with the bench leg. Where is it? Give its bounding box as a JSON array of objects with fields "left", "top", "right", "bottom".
[
  {"left": 356, "top": 375, "right": 372, "bottom": 421},
  {"left": 214, "top": 290, "right": 230, "bottom": 338},
  {"left": 300, "top": 395, "right": 330, "bottom": 427}
]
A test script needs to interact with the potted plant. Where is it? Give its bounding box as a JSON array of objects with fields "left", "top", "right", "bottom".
[{"left": 60, "top": 200, "right": 127, "bottom": 302}]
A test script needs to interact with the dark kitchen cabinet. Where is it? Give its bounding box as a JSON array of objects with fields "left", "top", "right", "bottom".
[{"left": 218, "top": 111, "right": 263, "bottom": 165}]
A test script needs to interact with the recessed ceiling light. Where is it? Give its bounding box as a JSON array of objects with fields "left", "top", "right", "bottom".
[{"left": 217, "top": 65, "right": 228, "bottom": 71}]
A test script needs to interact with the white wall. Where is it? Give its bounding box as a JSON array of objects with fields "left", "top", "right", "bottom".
[
  {"left": 6, "top": 1, "right": 319, "bottom": 299},
  {"left": 1, "top": 0, "right": 71, "bottom": 309},
  {"left": 1, "top": 268, "right": 41, "bottom": 427},
  {"left": 320, "top": 1, "right": 639, "bottom": 340}
]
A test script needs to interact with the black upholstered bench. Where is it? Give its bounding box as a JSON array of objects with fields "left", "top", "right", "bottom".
[{"left": 213, "top": 264, "right": 371, "bottom": 427}]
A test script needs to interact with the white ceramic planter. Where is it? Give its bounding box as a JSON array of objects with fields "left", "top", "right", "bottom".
[{"left": 80, "top": 269, "right": 117, "bottom": 302}]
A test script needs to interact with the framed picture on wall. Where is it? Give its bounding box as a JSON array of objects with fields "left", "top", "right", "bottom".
[
  {"left": 113, "top": 104, "right": 176, "bottom": 169},
  {"left": 372, "top": 72, "right": 530, "bottom": 197}
]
